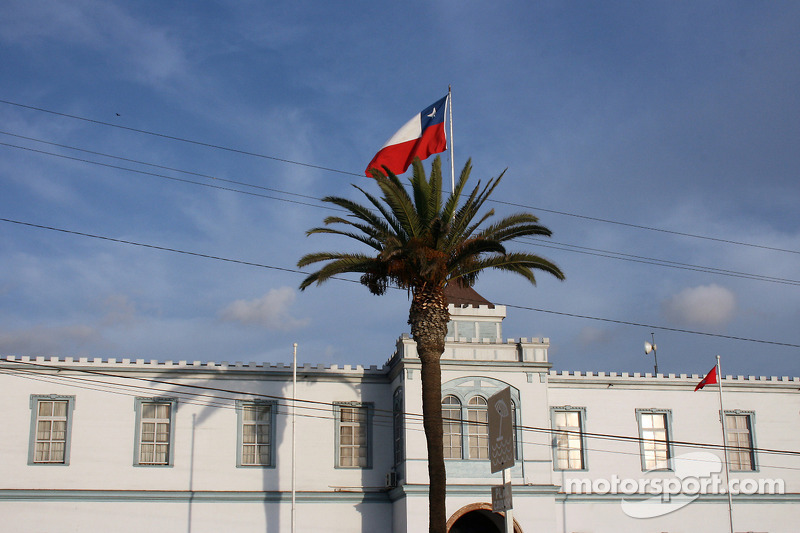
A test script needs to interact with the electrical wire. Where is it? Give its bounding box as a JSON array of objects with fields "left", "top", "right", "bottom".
[
  {"left": 520, "top": 238, "right": 800, "bottom": 286},
  {"left": 1, "top": 98, "right": 797, "bottom": 256},
  {"left": 1, "top": 134, "right": 796, "bottom": 288},
  {"left": 0, "top": 140, "right": 333, "bottom": 211},
  {"left": 0, "top": 99, "right": 358, "bottom": 177},
  {"left": 4, "top": 358, "right": 800, "bottom": 465},
  {"left": 1, "top": 215, "right": 798, "bottom": 349},
  {"left": 0, "top": 130, "right": 327, "bottom": 204}
]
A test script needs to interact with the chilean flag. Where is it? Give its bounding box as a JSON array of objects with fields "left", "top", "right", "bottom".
[
  {"left": 365, "top": 95, "right": 448, "bottom": 177},
  {"left": 694, "top": 365, "right": 718, "bottom": 391}
]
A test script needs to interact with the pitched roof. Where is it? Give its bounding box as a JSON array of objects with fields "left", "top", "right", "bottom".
[{"left": 444, "top": 284, "right": 494, "bottom": 309}]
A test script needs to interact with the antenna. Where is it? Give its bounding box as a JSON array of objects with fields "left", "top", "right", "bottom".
[{"left": 644, "top": 332, "right": 659, "bottom": 375}]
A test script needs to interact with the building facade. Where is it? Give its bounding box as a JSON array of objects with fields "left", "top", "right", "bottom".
[{"left": 2, "top": 291, "right": 798, "bottom": 532}]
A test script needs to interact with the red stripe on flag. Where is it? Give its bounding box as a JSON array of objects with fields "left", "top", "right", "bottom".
[
  {"left": 366, "top": 122, "right": 446, "bottom": 176},
  {"left": 694, "top": 365, "right": 718, "bottom": 391}
]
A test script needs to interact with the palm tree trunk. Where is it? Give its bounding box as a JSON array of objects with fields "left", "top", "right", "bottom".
[{"left": 409, "top": 285, "right": 449, "bottom": 533}]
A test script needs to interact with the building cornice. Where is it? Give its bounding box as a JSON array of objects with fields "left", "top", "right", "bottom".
[
  {"left": 0, "top": 355, "right": 391, "bottom": 383},
  {"left": 547, "top": 369, "right": 800, "bottom": 391}
]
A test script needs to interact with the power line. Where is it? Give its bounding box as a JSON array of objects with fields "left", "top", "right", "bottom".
[
  {"left": 2, "top": 98, "right": 797, "bottom": 256},
  {"left": 0, "top": 141, "right": 333, "bottom": 211},
  {"left": 0, "top": 216, "right": 336, "bottom": 278},
  {"left": 0, "top": 99, "right": 360, "bottom": 177},
  {"left": 521, "top": 238, "right": 800, "bottom": 286},
  {"left": 4, "top": 359, "right": 800, "bottom": 464},
  {"left": 1, "top": 215, "right": 798, "bottom": 349},
  {"left": 503, "top": 302, "right": 800, "bottom": 348},
  {"left": 0, "top": 130, "right": 330, "bottom": 205},
  {"left": 491, "top": 197, "right": 800, "bottom": 256},
  {"left": 1, "top": 134, "right": 796, "bottom": 288}
]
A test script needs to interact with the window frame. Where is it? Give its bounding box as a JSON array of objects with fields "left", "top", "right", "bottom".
[
  {"left": 446, "top": 319, "right": 500, "bottom": 342},
  {"left": 439, "top": 377, "right": 522, "bottom": 463},
  {"left": 333, "top": 402, "right": 373, "bottom": 469},
  {"left": 392, "top": 388, "right": 405, "bottom": 469},
  {"left": 550, "top": 406, "right": 588, "bottom": 471},
  {"left": 28, "top": 395, "right": 76, "bottom": 466},
  {"left": 466, "top": 395, "right": 489, "bottom": 460},
  {"left": 635, "top": 408, "right": 673, "bottom": 471},
  {"left": 724, "top": 410, "right": 758, "bottom": 472},
  {"left": 133, "top": 397, "right": 178, "bottom": 467},
  {"left": 236, "top": 400, "right": 277, "bottom": 468},
  {"left": 442, "top": 394, "right": 463, "bottom": 460}
]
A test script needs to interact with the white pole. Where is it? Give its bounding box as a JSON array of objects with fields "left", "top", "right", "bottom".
[
  {"left": 292, "top": 343, "right": 297, "bottom": 533},
  {"left": 716, "top": 355, "right": 735, "bottom": 533},
  {"left": 448, "top": 85, "right": 455, "bottom": 192},
  {"left": 503, "top": 468, "right": 513, "bottom": 533}
]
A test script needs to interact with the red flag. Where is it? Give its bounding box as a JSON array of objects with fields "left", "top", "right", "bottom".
[
  {"left": 366, "top": 95, "right": 448, "bottom": 176},
  {"left": 694, "top": 365, "right": 718, "bottom": 391}
]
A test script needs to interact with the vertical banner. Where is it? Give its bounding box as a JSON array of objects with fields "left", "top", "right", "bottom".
[{"left": 488, "top": 387, "right": 515, "bottom": 473}]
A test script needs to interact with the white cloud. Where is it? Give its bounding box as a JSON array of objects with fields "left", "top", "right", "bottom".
[
  {"left": 219, "top": 288, "right": 309, "bottom": 331},
  {"left": 0, "top": 324, "right": 101, "bottom": 356},
  {"left": 661, "top": 284, "right": 737, "bottom": 327},
  {"left": 97, "top": 294, "right": 139, "bottom": 326},
  {"left": 577, "top": 326, "right": 614, "bottom": 348},
  {"left": 1, "top": 0, "right": 189, "bottom": 87}
]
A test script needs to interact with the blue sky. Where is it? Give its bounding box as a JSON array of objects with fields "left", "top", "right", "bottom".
[{"left": 1, "top": 1, "right": 798, "bottom": 377}]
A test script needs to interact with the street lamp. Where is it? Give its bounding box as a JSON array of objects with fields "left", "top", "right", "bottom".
[{"left": 644, "top": 332, "right": 659, "bottom": 375}]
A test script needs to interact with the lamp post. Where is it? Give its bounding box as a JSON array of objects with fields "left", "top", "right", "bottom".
[{"left": 644, "top": 332, "right": 659, "bottom": 375}]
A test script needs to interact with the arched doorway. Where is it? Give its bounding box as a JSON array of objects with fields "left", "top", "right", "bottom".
[{"left": 446, "top": 503, "right": 522, "bottom": 533}]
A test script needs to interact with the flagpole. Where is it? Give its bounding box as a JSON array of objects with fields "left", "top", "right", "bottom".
[
  {"left": 448, "top": 85, "right": 455, "bottom": 192},
  {"left": 292, "top": 343, "right": 297, "bottom": 533},
  {"left": 716, "top": 355, "right": 734, "bottom": 533}
]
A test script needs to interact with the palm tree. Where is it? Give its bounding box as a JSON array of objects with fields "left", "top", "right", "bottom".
[{"left": 297, "top": 156, "right": 564, "bottom": 533}]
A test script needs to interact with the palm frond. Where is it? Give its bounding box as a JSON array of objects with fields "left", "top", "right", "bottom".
[
  {"left": 298, "top": 253, "right": 379, "bottom": 290},
  {"left": 481, "top": 221, "right": 553, "bottom": 243},
  {"left": 304, "top": 227, "right": 384, "bottom": 251},
  {"left": 352, "top": 185, "right": 405, "bottom": 239},
  {"left": 318, "top": 215, "right": 392, "bottom": 243},
  {"left": 454, "top": 252, "right": 566, "bottom": 285},
  {"left": 322, "top": 195, "right": 387, "bottom": 229},
  {"left": 298, "top": 156, "right": 564, "bottom": 296},
  {"left": 373, "top": 171, "right": 420, "bottom": 237},
  {"left": 441, "top": 158, "right": 472, "bottom": 223},
  {"left": 447, "top": 238, "right": 506, "bottom": 270},
  {"left": 411, "top": 159, "right": 432, "bottom": 226}
]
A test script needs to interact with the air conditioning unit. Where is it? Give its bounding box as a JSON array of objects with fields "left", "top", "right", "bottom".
[{"left": 386, "top": 472, "right": 398, "bottom": 489}]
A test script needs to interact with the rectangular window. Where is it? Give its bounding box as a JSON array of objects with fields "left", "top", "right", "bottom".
[
  {"left": 442, "top": 395, "right": 463, "bottom": 459},
  {"left": 335, "top": 403, "right": 371, "bottom": 468},
  {"left": 393, "top": 389, "right": 404, "bottom": 467},
  {"left": 552, "top": 408, "right": 585, "bottom": 470},
  {"left": 135, "top": 398, "right": 176, "bottom": 466},
  {"left": 637, "top": 410, "right": 671, "bottom": 471},
  {"left": 140, "top": 403, "right": 171, "bottom": 465},
  {"left": 725, "top": 413, "right": 756, "bottom": 471},
  {"left": 457, "top": 321, "right": 476, "bottom": 341},
  {"left": 240, "top": 403, "right": 274, "bottom": 467},
  {"left": 467, "top": 396, "right": 488, "bottom": 459},
  {"left": 29, "top": 396, "right": 74, "bottom": 465},
  {"left": 477, "top": 321, "right": 497, "bottom": 341}
]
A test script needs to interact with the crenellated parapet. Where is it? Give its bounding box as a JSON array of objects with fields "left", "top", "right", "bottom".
[
  {"left": 389, "top": 333, "right": 549, "bottom": 364},
  {"left": 547, "top": 369, "right": 800, "bottom": 390},
  {"left": 0, "top": 354, "right": 387, "bottom": 377}
]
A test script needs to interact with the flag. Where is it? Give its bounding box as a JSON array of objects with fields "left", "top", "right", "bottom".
[
  {"left": 694, "top": 365, "right": 718, "bottom": 391},
  {"left": 365, "top": 95, "right": 448, "bottom": 176}
]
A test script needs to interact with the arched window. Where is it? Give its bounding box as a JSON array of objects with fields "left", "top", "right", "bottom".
[
  {"left": 442, "top": 395, "right": 462, "bottom": 459},
  {"left": 439, "top": 377, "right": 523, "bottom": 467},
  {"left": 467, "top": 396, "right": 488, "bottom": 459}
]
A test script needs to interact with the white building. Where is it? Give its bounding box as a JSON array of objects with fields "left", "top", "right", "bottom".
[{"left": 2, "top": 287, "right": 798, "bottom": 532}]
